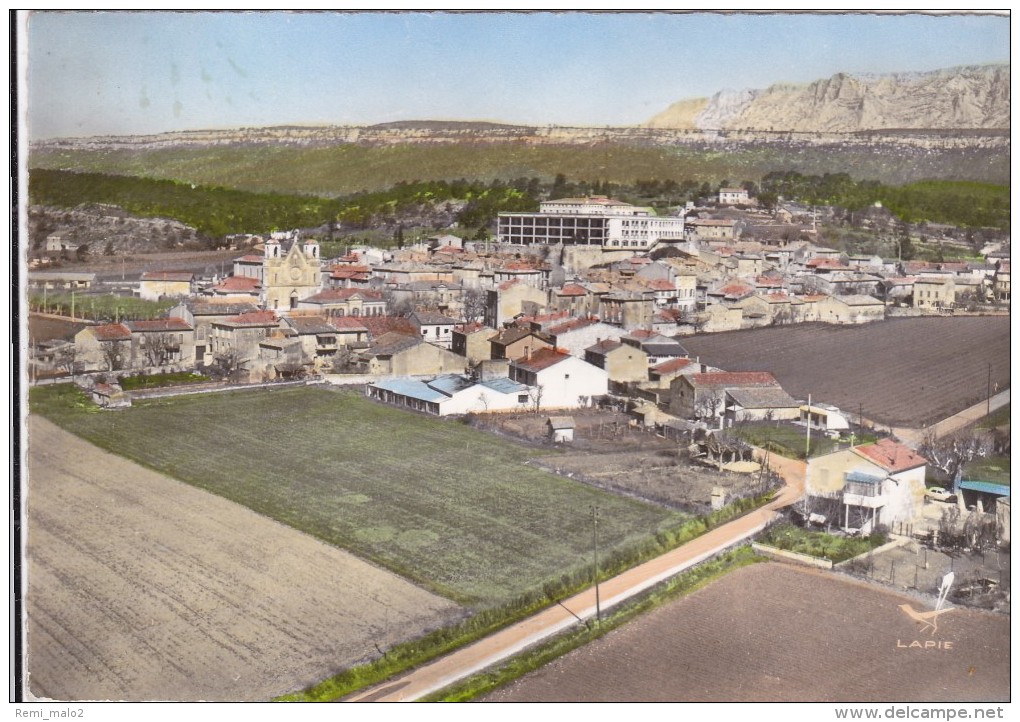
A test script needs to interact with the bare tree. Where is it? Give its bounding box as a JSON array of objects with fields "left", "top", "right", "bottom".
[
  {"left": 919, "top": 429, "right": 988, "bottom": 506},
  {"left": 143, "top": 333, "right": 178, "bottom": 367},
  {"left": 529, "top": 384, "right": 545, "bottom": 414},
  {"left": 693, "top": 389, "right": 723, "bottom": 424},
  {"left": 102, "top": 340, "right": 127, "bottom": 371},
  {"left": 462, "top": 288, "right": 487, "bottom": 323}
]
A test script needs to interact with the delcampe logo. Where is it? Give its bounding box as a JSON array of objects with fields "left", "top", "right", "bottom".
[{"left": 897, "top": 571, "right": 955, "bottom": 649}]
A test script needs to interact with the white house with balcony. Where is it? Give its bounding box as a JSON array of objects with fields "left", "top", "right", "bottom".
[{"left": 805, "top": 438, "right": 928, "bottom": 534}]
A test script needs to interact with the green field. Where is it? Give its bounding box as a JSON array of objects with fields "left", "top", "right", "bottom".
[
  {"left": 30, "top": 385, "right": 684, "bottom": 608},
  {"left": 964, "top": 456, "right": 1011, "bottom": 486}
]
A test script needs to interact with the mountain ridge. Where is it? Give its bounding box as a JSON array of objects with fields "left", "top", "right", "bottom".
[{"left": 645, "top": 63, "right": 1010, "bottom": 132}]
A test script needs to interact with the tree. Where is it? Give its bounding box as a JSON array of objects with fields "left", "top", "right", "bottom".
[
  {"left": 394, "top": 224, "right": 405, "bottom": 249},
  {"left": 528, "top": 384, "right": 545, "bottom": 414},
  {"left": 142, "top": 333, "right": 177, "bottom": 367},
  {"left": 101, "top": 340, "right": 127, "bottom": 371},
  {"left": 693, "top": 389, "right": 724, "bottom": 425},
  {"left": 919, "top": 429, "right": 987, "bottom": 506},
  {"left": 462, "top": 288, "right": 487, "bottom": 323}
]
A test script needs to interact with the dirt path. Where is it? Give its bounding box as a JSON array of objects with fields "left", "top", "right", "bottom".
[
  {"left": 23, "top": 416, "right": 461, "bottom": 701},
  {"left": 345, "top": 451, "right": 806, "bottom": 702}
]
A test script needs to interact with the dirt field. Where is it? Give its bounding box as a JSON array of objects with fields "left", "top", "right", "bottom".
[
  {"left": 681, "top": 317, "right": 1010, "bottom": 427},
  {"left": 485, "top": 562, "right": 1009, "bottom": 702},
  {"left": 23, "top": 416, "right": 463, "bottom": 701},
  {"left": 541, "top": 450, "right": 762, "bottom": 510}
]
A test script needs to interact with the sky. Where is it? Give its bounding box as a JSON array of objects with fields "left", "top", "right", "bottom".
[{"left": 21, "top": 10, "right": 1011, "bottom": 139}]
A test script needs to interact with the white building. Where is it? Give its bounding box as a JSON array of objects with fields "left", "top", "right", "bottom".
[
  {"left": 498, "top": 196, "right": 686, "bottom": 250},
  {"left": 367, "top": 375, "right": 532, "bottom": 416},
  {"left": 718, "top": 188, "right": 750, "bottom": 205},
  {"left": 509, "top": 348, "right": 609, "bottom": 410}
]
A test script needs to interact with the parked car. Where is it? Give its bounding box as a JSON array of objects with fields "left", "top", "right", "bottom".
[{"left": 925, "top": 487, "right": 957, "bottom": 503}]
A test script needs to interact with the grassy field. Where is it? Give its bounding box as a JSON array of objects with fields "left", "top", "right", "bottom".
[
  {"left": 30, "top": 384, "right": 684, "bottom": 609},
  {"left": 963, "top": 456, "right": 1011, "bottom": 486},
  {"left": 28, "top": 293, "right": 177, "bottom": 322},
  {"left": 759, "top": 522, "right": 886, "bottom": 564}
]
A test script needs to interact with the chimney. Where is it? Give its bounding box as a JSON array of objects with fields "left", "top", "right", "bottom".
[{"left": 525, "top": 345, "right": 532, "bottom": 361}]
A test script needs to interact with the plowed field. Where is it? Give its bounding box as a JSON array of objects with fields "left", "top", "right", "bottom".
[
  {"left": 24, "top": 417, "right": 462, "bottom": 701},
  {"left": 681, "top": 317, "right": 1010, "bottom": 427},
  {"left": 485, "top": 563, "right": 1009, "bottom": 702}
]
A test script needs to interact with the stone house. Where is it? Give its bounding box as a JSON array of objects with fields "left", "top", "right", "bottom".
[
  {"left": 489, "top": 326, "right": 555, "bottom": 362},
  {"left": 451, "top": 322, "right": 496, "bottom": 364},
  {"left": 584, "top": 339, "right": 649, "bottom": 384},
  {"left": 359, "top": 333, "right": 466, "bottom": 377}
]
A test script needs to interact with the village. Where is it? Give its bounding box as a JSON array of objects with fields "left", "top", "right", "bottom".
[{"left": 26, "top": 191, "right": 1011, "bottom": 557}]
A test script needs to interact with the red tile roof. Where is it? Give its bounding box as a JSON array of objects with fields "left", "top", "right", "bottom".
[
  {"left": 125, "top": 317, "right": 193, "bottom": 333},
  {"left": 511, "top": 347, "right": 571, "bottom": 372},
  {"left": 852, "top": 438, "right": 927, "bottom": 474},
  {"left": 651, "top": 357, "right": 693, "bottom": 375},
  {"left": 305, "top": 288, "right": 384, "bottom": 303},
  {"left": 330, "top": 316, "right": 370, "bottom": 331},
  {"left": 646, "top": 279, "right": 676, "bottom": 291},
  {"left": 557, "top": 283, "right": 588, "bottom": 297},
  {"left": 497, "top": 278, "right": 521, "bottom": 291},
  {"left": 234, "top": 254, "right": 264, "bottom": 263},
  {"left": 359, "top": 315, "right": 417, "bottom": 339},
  {"left": 92, "top": 323, "right": 132, "bottom": 341},
  {"left": 220, "top": 310, "right": 279, "bottom": 327},
  {"left": 214, "top": 276, "right": 260, "bottom": 292}
]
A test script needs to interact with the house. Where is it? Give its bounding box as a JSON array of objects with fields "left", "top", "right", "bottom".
[
  {"left": 619, "top": 330, "right": 688, "bottom": 365},
  {"left": 359, "top": 333, "right": 466, "bottom": 376},
  {"left": 599, "top": 292, "right": 656, "bottom": 329},
  {"left": 209, "top": 310, "right": 280, "bottom": 371},
  {"left": 509, "top": 348, "right": 609, "bottom": 410},
  {"left": 806, "top": 439, "right": 928, "bottom": 533},
  {"left": 686, "top": 218, "right": 738, "bottom": 241},
  {"left": 489, "top": 326, "right": 555, "bottom": 361},
  {"left": 73, "top": 323, "right": 133, "bottom": 372},
  {"left": 547, "top": 416, "right": 576, "bottom": 443},
  {"left": 281, "top": 315, "right": 346, "bottom": 367},
  {"left": 722, "top": 385, "right": 801, "bottom": 426},
  {"left": 139, "top": 271, "right": 194, "bottom": 300},
  {"left": 409, "top": 311, "right": 459, "bottom": 350},
  {"left": 584, "top": 339, "right": 649, "bottom": 384},
  {"left": 451, "top": 322, "right": 496, "bottom": 363},
  {"left": 168, "top": 300, "right": 259, "bottom": 367},
  {"left": 298, "top": 288, "right": 387, "bottom": 317},
  {"left": 670, "top": 371, "right": 786, "bottom": 422},
  {"left": 208, "top": 275, "right": 261, "bottom": 299},
  {"left": 647, "top": 357, "right": 700, "bottom": 389},
  {"left": 550, "top": 283, "right": 592, "bottom": 316},
  {"left": 484, "top": 279, "right": 548, "bottom": 328},
  {"left": 545, "top": 317, "right": 622, "bottom": 357},
  {"left": 816, "top": 294, "right": 886, "bottom": 324},
  {"left": 123, "top": 318, "right": 196, "bottom": 369},
  {"left": 718, "top": 187, "right": 750, "bottom": 205},
  {"left": 800, "top": 403, "right": 851, "bottom": 433},
  {"left": 232, "top": 254, "right": 265, "bottom": 283},
  {"left": 389, "top": 281, "right": 466, "bottom": 316}
]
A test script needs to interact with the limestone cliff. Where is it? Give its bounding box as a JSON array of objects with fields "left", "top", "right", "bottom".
[{"left": 644, "top": 64, "right": 1009, "bottom": 132}]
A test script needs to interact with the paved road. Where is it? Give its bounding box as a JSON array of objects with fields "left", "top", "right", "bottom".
[
  {"left": 345, "top": 451, "right": 806, "bottom": 702},
  {"left": 892, "top": 388, "right": 1010, "bottom": 449}
]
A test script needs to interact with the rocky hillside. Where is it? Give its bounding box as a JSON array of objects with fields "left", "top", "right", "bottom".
[{"left": 646, "top": 64, "right": 1010, "bottom": 132}]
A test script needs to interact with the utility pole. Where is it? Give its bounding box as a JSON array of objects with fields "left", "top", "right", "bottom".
[
  {"left": 590, "top": 504, "right": 601, "bottom": 627},
  {"left": 987, "top": 363, "right": 992, "bottom": 417},
  {"left": 805, "top": 393, "right": 812, "bottom": 459}
]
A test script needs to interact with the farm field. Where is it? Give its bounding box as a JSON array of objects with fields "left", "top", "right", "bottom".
[
  {"left": 681, "top": 316, "right": 1010, "bottom": 427},
  {"left": 484, "top": 562, "right": 1010, "bottom": 702},
  {"left": 29, "top": 385, "right": 684, "bottom": 608},
  {"left": 25, "top": 416, "right": 462, "bottom": 701}
]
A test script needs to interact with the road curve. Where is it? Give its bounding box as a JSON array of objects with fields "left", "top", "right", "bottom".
[{"left": 345, "top": 452, "right": 806, "bottom": 702}]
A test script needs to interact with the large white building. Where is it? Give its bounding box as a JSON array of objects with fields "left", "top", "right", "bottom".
[{"left": 497, "top": 196, "right": 686, "bottom": 250}]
